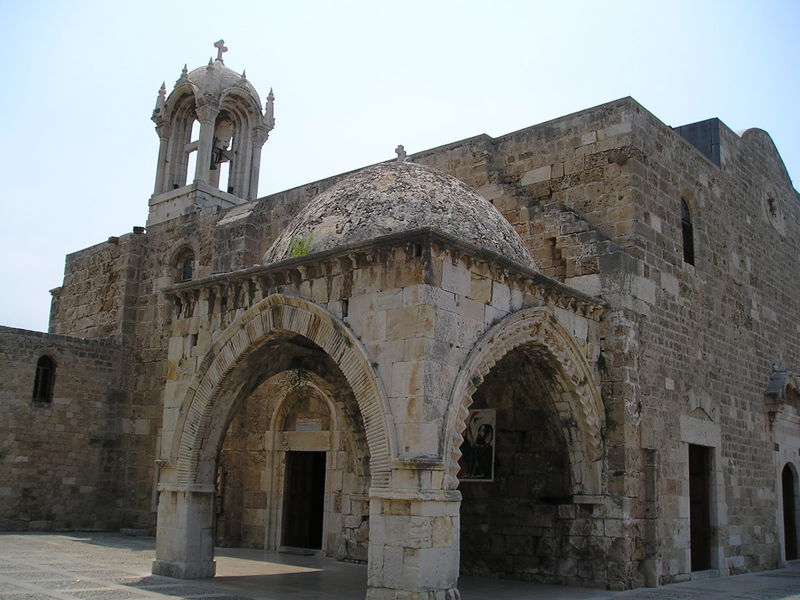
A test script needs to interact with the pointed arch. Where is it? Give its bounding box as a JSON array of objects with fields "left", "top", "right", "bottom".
[
  {"left": 442, "top": 306, "right": 605, "bottom": 493},
  {"left": 32, "top": 354, "right": 56, "bottom": 403},
  {"left": 169, "top": 294, "right": 394, "bottom": 489},
  {"left": 268, "top": 370, "right": 340, "bottom": 434}
]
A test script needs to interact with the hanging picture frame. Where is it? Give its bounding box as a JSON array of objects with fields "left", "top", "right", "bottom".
[{"left": 458, "top": 408, "right": 496, "bottom": 482}]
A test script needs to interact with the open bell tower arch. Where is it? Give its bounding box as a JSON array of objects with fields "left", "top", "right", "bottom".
[{"left": 148, "top": 40, "right": 275, "bottom": 227}]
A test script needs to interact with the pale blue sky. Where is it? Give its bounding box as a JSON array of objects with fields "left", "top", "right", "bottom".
[{"left": 1, "top": 0, "right": 798, "bottom": 331}]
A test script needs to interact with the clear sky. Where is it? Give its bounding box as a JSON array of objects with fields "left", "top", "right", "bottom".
[{"left": 1, "top": 0, "right": 798, "bottom": 332}]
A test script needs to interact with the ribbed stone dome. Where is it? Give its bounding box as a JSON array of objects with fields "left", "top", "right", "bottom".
[
  {"left": 264, "top": 162, "right": 534, "bottom": 267},
  {"left": 184, "top": 60, "right": 260, "bottom": 104}
]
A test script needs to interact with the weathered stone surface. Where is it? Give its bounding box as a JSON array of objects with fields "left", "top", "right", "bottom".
[{"left": 264, "top": 161, "right": 534, "bottom": 268}]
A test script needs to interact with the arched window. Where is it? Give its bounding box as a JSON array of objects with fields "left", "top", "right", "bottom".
[
  {"left": 177, "top": 250, "right": 195, "bottom": 282},
  {"left": 681, "top": 198, "right": 695, "bottom": 265},
  {"left": 184, "top": 119, "right": 201, "bottom": 187},
  {"left": 32, "top": 355, "right": 55, "bottom": 402}
]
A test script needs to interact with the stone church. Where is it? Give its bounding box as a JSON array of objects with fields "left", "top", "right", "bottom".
[{"left": 1, "top": 43, "right": 799, "bottom": 599}]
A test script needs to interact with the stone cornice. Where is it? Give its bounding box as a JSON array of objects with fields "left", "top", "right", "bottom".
[{"left": 163, "top": 228, "right": 607, "bottom": 320}]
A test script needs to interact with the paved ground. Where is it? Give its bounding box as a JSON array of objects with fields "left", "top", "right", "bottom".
[{"left": 0, "top": 533, "right": 799, "bottom": 600}]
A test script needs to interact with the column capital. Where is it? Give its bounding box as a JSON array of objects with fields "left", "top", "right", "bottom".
[{"left": 194, "top": 99, "right": 220, "bottom": 124}]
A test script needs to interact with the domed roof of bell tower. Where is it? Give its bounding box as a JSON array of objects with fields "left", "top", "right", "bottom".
[
  {"left": 159, "top": 40, "right": 264, "bottom": 115},
  {"left": 182, "top": 59, "right": 261, "bottom": 105}
]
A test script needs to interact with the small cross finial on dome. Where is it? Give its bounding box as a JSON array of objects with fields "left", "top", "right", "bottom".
[
  {"left": 395, "top": 145, "right": 407, "bottom": 162},
  {"left": 214, "top": 39, "right": 228, "bottom": 63}
]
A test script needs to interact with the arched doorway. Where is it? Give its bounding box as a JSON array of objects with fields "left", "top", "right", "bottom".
[
  {"left": 782, "top": 463, "right": 798, "bottom": 560},
  {"left": 459, "top": 344, "right": 573, "bottom": 580},
  {"left": 153, "top": 295, "right": 394, "bottom": 581},
  {"left": 443, "top": 307, "right": 606, "bottom": 585},
  {"left": 215, "top": 366, "right": 370, "bottom": 561}
]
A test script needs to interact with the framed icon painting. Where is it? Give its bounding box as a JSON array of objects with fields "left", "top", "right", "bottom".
[{"left": 458, "top": 408, "right": 495, "bottom": 482}]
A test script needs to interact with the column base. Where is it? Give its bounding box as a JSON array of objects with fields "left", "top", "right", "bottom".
[
  {"left": 152, "top": 559, "right": 216, "bottom": 578},
  {"left": 365, "top": 587, "right": 460, "bottom": 600}
]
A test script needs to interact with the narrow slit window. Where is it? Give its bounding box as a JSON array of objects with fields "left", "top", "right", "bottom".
[
  {"left": 178, "top": 251, "right": 195, "bottom": 282},
  {"left": 32, "top": 355, "right": 55, "bottom": 402},
  {"left": 681, "top": 198, "right": 695, "bottom": 265}
]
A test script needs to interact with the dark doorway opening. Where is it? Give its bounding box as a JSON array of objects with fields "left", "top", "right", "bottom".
[
  {"left": 458, "top": 345, "right": 572, "bottom": 582},
  {"left": 783, "top": 464, "right": 798, "bottom": 560},
  {"left": 283, "top": 451, "right": 326, "bottom": 549},
  {"left": 689, "top": 444, "right": 712, "bottom": 571}
]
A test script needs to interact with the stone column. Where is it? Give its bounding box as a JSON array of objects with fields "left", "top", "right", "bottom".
[
  {"left": 152, "top": 485, "right": 216, "bottom": 578},
  {"left": 246, "top": 125, "right": 270, "bottom": 200},
  {"left": 367, "top": 485, "right": 462, "bottom": 600},
  {"left": 153, "top": 123, "right": 171, "bottom": 194},
  {"left": 194, "top": 103, "right": 219, "bottom": 185}
]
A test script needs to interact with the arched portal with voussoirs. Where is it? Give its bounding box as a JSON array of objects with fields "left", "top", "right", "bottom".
[
  {"left": 443, "top": 306, "right": 606, "bottom": 583},
  {"left": 214, "top": 369, "right": 371, "bottom": 562},
  {"left": 152, "top": 294, "right": 394, "bottom": 580}
]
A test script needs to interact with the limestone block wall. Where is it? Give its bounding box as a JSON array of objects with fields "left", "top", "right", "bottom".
[
  {"left": 0, "top": 326, "right": 129, "bottom": 530},
  {"left": 50, "top": 231, "right": 147, "bottom": 340},
  {"left": 625, "top": 110, "right": 800, "bottom": 581},
  {"left": 48, "top": 207, "right": 227, "bottom": 530},
  {"left": 412, "top": 97, "right": 641, "bottom": 288}
]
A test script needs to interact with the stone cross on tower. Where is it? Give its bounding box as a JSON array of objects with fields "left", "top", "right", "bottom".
[
  {"left": 395, "top": 145, "right": 407, "bottom": 162},
  {"left": 214, "top": 39, "right": 228, "bottom": 62}
]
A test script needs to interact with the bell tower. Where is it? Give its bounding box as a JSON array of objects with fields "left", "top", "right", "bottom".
[{"left": 148, "top": 41, "right": 275, "bottom": 227}]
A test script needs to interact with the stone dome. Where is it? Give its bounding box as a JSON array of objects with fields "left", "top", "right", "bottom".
[
  {"left": 184, "top": 60, "right": 260, "bottom": 104},
  {"left": 264, "top": 162, "right": 534, "bottom": 267}
]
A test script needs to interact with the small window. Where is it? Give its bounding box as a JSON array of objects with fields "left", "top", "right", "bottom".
[
  {"left": 177, "top": 251, "right": 195, "bottom": 282},
  {"left": 681, "top": 198, "right": 695, "bottom": 265},
  {"left": 32, "top": 355, "right": 55, "bottom": 402}
]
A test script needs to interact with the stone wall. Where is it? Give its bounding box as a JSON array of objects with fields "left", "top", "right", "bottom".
[
  {"left": 50, "top": 231, "right": 147, "bottom": 340},
  {"left": 0, "top": 327, "right": 130, "bottom": 531},
  {"left": 625, "top": 113, "right": 800, "bottom": 582}
]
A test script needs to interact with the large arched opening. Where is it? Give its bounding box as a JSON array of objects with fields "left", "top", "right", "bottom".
[
  {"left": 215, "top": 358, "right": 371, "bottom": 561},
  {"left": 153, "top": 295, "right": 393, "bottom": 581},
  {"left": 459, "top": 344, "right": 576, "bottom": 580},
  {"left": 443, "top": 307, "right": 606, "bottom": 584}
]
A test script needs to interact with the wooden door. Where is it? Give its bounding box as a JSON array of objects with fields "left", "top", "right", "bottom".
[
  {"left": 282, "top": 451, "right": 326, "bottom": 549},
  {"left": 689, "top": 444, "right": 712, "bottom": 571}
]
